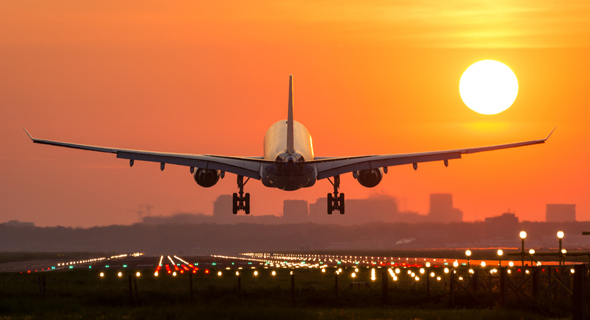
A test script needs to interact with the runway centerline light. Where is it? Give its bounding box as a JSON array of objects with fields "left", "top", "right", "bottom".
[
  {"left": 136, "top": 272, "right": 141, "bottom": 277},
  {"left": 100, "top": 272, "right": 104, "bottom": 278},
  {"left": 117, "top": 272, "right": 122, "bottom": 277}
]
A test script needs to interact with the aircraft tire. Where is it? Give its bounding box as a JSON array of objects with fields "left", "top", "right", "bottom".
[
  {"left": 327, "top": 193, "right": 333, "bottom": 214},
  {"left": 339, "top": 193, "right": 345, "bottom": 214},
  {"left": 245, "top": 193, "right": 250, "bottom": 214},
  {"left": 232, "top": 193, "right": 238, "bottom": 214}
]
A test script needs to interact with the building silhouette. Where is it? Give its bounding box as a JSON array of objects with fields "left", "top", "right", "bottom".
[
  {"left": 283, "top": 200, "right": 309, "bottom": 223},
  {"left": 426, "top": 194, "right": 462, "bottom": 223},
  {"left": 546, "top": 204, "right": 576, "bottom": 222},
  {"left": 484, "top": 212, "right": 519, "bottom": 240}
]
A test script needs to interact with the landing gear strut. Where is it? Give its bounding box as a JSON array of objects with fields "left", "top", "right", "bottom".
[
  {"left": 232, "top": 175, "right": 250, "bottom": 214},
  {"left": 327, "top": 175, "right": 345, "bottom": 214}
]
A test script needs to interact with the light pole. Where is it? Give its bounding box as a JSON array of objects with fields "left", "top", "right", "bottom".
[
  {"left": 465, "top": 249, "right": 472, "bottom": 267},
  {"left": 557, "top": 231, "right": 564, "bottom": 266},
  {"left": 519, "top": 231, "right": 527, "bottom": 267},
  {"left": 497, "top": 249, "right": 503, "bottom": 266}
]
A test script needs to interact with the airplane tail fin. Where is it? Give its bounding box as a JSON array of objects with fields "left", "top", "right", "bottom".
[{"left": 286, "top": 75, "right": 295, "bottom": 153}]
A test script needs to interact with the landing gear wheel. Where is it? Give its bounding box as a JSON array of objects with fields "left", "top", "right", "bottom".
[
  {"left": 232, "top": 193, "right": 238, "bottom": 214},
  {"left": 232, "top": 175, "right": 251, "bottom": 214},
  {"left": 327, "top": 175, "right": 345, "bottom": 214},
  {"left": 244, "top": 193, "right": 250, "bottom": 214}
]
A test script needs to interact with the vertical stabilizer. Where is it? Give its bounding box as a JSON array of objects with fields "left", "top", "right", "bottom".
[{"left": 286, "top": 75, "right": 295, "bottom": 153}]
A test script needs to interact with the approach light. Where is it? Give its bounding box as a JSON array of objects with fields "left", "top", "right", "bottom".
[
  {"left": 465, "top": 249, "right": 472, "bottom": 257},
  {"left": 136, "top": 272, "right": 141, "bottom": 277},
  {"left": 497, "top": 249, "right": 503, "bottom": 256},
  {"left": 508, "top": 261, "right": 514, "bottom": 267},
  {"left": 117, "top": 272, "right": 122, "bottom": 277},
  {"left": 519, "top": 231, "right": 527, "bottom": 239},
  {"left": 452, "top": 261, "right": 459, "bottom": 268},
  {"left": 272, "top": 270, "right": 277, "bottom": 276},
  {"left": 100, "top": 272, "right": 104, "bottom": 278},
  {"left": 480, "top": 261, "right": 486, "bottom": 267},
  {"left": 529, "top": 249, "right": 535, "bottom": 255},
  {"left": 557, "top": 231, "right": 564, "bottom": 239}
]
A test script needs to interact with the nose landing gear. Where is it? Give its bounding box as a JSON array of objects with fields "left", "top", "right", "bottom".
[
  {"left": 232, "top": 175, "right": 250, "bottom": 214},
  {"left": 327, "top": 175, "right": 345, "bottom": 214}
]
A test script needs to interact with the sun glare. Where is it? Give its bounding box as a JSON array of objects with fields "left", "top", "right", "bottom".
[{"left": 459, "top": 60, "right": 518, "bottom": 115}]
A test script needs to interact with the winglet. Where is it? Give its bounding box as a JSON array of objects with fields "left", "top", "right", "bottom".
[
  {"left": 286, "top": 75, "right": 295, "bottom": 153},
  {"left": 545, "top": 127, "right": 556, "bottom": 141},
  {"left": 22, "top": 127, "right": 34, "bottom": 141}
]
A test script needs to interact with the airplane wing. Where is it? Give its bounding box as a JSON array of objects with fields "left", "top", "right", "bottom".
[
  {"left": 22, "top": 128, "right": 270, "bottom": 179},
  {"left": 312, "top": 128, "right": 555, "bottom": 180}
]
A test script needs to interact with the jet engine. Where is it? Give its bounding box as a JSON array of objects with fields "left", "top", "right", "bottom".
[
  {"left": 355, "top": 168, "right": 383, "bottom": 188},
  {"left": 193, "top": 168, "right": 221, "bottom": 188}
]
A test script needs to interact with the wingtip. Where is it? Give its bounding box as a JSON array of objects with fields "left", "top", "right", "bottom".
[
  {"left": 22, "top": 126, "right": 34, "bottom": 140},
  {"left": 545, "top": 127, "right": 556, "bottom": 141}
]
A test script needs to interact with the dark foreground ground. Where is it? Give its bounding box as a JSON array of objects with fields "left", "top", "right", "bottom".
[{"left": 0, "top": 268, "right": 571, "bottom": 320}]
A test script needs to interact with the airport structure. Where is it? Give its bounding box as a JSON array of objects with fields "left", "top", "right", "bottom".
[{"left": 546, "top": 204, "right": 576, "bottom": 222}]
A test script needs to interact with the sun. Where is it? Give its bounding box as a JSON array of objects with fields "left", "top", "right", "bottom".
[{"left": 459, "top": 60, "right": 518, "bottom": 115}]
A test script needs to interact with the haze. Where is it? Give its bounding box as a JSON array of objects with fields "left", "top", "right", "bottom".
[{"left": 1, "top": 1, "right": 589, "bottom": 227}]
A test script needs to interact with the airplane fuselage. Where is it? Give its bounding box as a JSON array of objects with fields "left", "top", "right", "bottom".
[{"left": 261, "top": 120, "right": 317, "bottom": 191}]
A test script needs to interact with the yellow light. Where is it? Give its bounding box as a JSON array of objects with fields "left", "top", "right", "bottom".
[
  {"left": 415, "top": 276, "right": 420, "bottom": 281},
  {"left": 254, "top": 271, "right": 258, "bottom": 277},
  {"left": 481, "top": 261, "right": 486, "bottom": 267},
  {"left": 136, "top": 272, "right": 141, "bottom": 277},
  {"left": 272, "top": 270, "right": 277, "bottom": 276},
  {"left": 459, "top": 60, "right": 518, "bottom": 115},
  {"left": 444, "top": 268, "right": 449, "bottom": 274},
  {"left": 352, "top": 273, "right": 356, "bottom": 278},
  {"left": 395, "top": 268, "right": 400, "bottom": 274},
  {"left": 425, "top": 262, "right": 431, "bottom": 268},
  {"left": 452, "top": 261, "right": 458, "bottom": 268},
  {"left": 507, "top": 269, "right": 512, "bottom": 274},
  {"left": 436, "top": 276, "right": 441, "bottom": 281},
  {"left": 154, "top": 272, "right": 159, "bottom": 277},
  {"left": 557, "top": 231, "right": 564, "bottom": 239},
  {"left": 508, "top": 261, "right": 514, "bottom": 267},
  {"left": 419, "top": 268, "right": 425, "bottom": 274},
  {"left": 570, "top": 268, "right": 575, "bottom": 274},
  {"left": 497, "top": 249, "right": 503, "bottom": 256},
  {"left": 520, "top": 231, "right": 527, "bottom": 239},
  {"left": 529, "top": 249, "right": 535, "bottom": 255},
  {"left": 100, "top": 272, "right": 104, "bottom": 277},
  {"left": 430, "top": 272, "right": 435, "bottom": 277},
  {"left": 117, "top": 272, "right": 122, "bottom": 277},
  {"left": 465, "top": 250, "right": 471, "bottom": 257}
]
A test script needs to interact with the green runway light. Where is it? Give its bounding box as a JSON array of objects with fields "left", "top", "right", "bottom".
[
  {"left": 302, "top": 261, "right": 305, "bottom": 264},
  {"left": 231, "top": 263, "right": 234, "bottom": 265},
  {"left": 123, "top": 265, "right": 127, "bottom": 268},
  {"left": 177, "top": 264, "right": 181, "bottom": 266},
  {"left": 320, "top": 262, "right": 323, "bottom": 264},
  {"left": 195, "top": 263, "right": 199, "bottom": 266},
  {"left": 69, "top": 266, "right": 73, "bottom": 269},
  {"left": 355, "top": 262, "right": 359, "bottom": 265},
  {"left": 248, "top": 262, "right": 252, "bottom": 265},
  {"left": 88, "top": 266, "right": 92, "bottom": 269},
  {"left": 337, "top": 261, "right": 341, "bottom": 264},
  {"left": 212, "top": 263, "right": 216, "bottom": 266},
  {"left": 462, "top": 263, "right": 467, "bottom": 266},
  {"left": 444, "top": 263, "right": 448, "bottom": 265},
  {"left": 51, "top": 266, "right": 55, "bottom": 270},
  {"left": 105, "top": 265, "right": 110, "bottom": 268}
]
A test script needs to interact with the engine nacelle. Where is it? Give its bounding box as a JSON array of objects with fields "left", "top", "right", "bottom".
[
  {"left": 355, "top": 168, "right": 383, "bottom": 188},
  {"left": 193, "top": 168, "right": 221, "bottom": 188}
]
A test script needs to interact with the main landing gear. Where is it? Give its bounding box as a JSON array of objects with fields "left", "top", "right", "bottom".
[
  {"left": 232, "top": 175, "right": 250, "bottom": 214},
  {"left": 327, "top": 175, "right": 345, "bottom": 214}
]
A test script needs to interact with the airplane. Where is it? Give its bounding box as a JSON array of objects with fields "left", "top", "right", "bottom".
[{"left": 23, "top": 75, "right": 554, "bottom": 215}]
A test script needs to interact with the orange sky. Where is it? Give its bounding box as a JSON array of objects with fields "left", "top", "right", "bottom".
[{"left": 1, "top": 1, "right": 589, "bottom": 227}]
